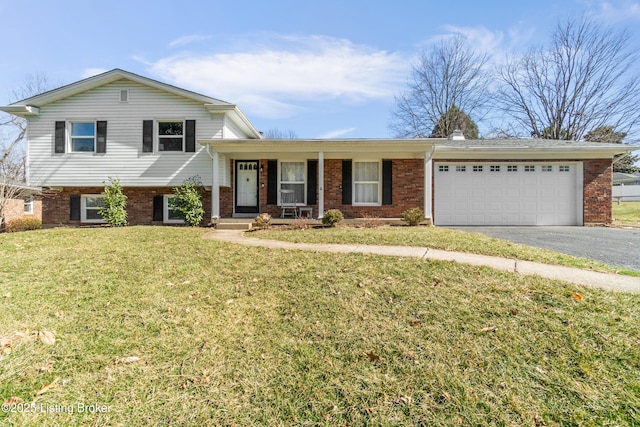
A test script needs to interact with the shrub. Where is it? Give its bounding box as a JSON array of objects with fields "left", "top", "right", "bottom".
[
  {"left": 359, "top": 212, "right": 383, "bottom": 228},
  {"left": 99, "top": 177, "right": 127, "bottom": 226},
  {"left": 288, "top": 218, "right": 312, "bottom": 230},
  {"left": 322, "top": 209, "right": 344, "bottom": 227},
  {"left": 6, "top": 217, "right": 42, "bottom": 232},
  {"left": 401, "top": 207, "right": 425, "bottom": 226},
  {"left": 170, "top": 176, "right": 205, "bottom": 227},
  {"left": 255, "top": 213, "right": 272, "bottom": 229}
]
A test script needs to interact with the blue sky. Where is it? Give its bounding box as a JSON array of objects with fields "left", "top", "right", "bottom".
[{"left": 1, "top": 0, "right": 640, "bottom": 138}]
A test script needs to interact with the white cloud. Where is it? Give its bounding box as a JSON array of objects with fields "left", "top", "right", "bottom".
[
  {"left": 316, "top": 127, "right": 357, "bottom": 139},
  {"left": 145, "top": 35, "right": 409, "bottom": 119},
  {"left": 168, "top": 35, "right": 212, "bottom": 48},
  {"left": 591, "top": 1, "right": 640, "bottom": 22},
  {"left": 81, "top": 68, "right": 109, "bottom": 79}
]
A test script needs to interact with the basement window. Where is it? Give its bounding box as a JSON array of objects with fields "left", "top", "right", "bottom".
[{"left": 81, "top": 195, "right": 106, "bottom": 223}]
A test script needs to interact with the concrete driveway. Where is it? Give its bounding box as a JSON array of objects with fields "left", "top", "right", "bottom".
[{"left": 448, "top": 226, "right": 640, "bottom": 272}]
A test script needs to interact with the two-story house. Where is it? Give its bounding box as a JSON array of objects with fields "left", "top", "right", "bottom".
[{"left": 1, "top": 69, "right": 635, "bottom": 226}]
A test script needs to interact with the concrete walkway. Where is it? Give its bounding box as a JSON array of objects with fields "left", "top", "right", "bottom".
[{"left": 204, "top": 230, "right": 640, "bottom": 294}]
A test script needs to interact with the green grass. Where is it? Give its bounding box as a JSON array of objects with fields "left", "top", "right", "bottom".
[
  {"left": 252, "top": 225, "right": 640, "bottom": 276},
  {"left": 613, "top": 201, "right": 640, "bottom": 225},
  {"left": 1, "top": 227, "right": 639, "bottom": 426}
]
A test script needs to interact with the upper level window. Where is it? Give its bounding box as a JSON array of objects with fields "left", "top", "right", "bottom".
[
  {"left": 158, "top": 121, "right": 184, "bottom": 152},
  {"left": 280, "top": 161, "right": 306, "bottom": 205},
  {"left": 353, "top": 161, "right": 380, "bottom": 205},
  {"left": 71, "top": 122, "right": 95, "bottom": 152}
]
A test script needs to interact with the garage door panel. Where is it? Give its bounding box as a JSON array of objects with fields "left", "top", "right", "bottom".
[{"left": 435, "top": 162, "right": 579, "bottom": 226}]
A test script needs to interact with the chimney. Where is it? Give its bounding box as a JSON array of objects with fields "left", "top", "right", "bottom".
[{"left": 449, "top": 129, "right": 465, "bottom": 140}]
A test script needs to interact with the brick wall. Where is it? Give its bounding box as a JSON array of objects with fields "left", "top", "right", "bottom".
[
  {"left": 583, "top": 159, "right": 612, "bottom": 224},
  {"left": 4, "top": 197, "right": 42, "bottom": 223},
  {"left": 42, "top": 187, "right": 212, "bottom": 226}
]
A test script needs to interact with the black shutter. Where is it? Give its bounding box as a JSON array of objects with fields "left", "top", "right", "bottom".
[
  {"left": 382, "top": 160, "right": 392, "bottom": 205},
  {"left": 55, "top": 121, "right": 65, "bottom": 153},
  {"left": 143, "top": 120, "right": 153, "bottom": 153},
  {"left": 267, "top": 160, "right": 278, "bottom": 205},
  {"left": 185, "top": 120, "right": 196, "bottom": 152},
  {"left": 96, "top": 121, "right": 107, "bottom": 153},
  {"left": 153, "top": 196, "right": 164, "bottom": 221},
  {"left": 307, "top": 159, "right": 317, "bottom": 205},
  {"left": 342, "top": 160, "right": 352, "bottom": 205},
  {"left": 69, "top": 195, "right": 80, "bottom": 220}
]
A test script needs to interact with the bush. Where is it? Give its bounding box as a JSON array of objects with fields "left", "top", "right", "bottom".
[
  {"left": 6, "top": 217, "right": 42, "bottom": 232},
  {"left": 255, "top": 213, "right": 272, "bottom": 229},
  {"left": 288, "top": 218, "right": 312, "bottom": 230},
  {"left": 401, "top": 207, "right": 425, "bottom": 226},
  {"left": 322, "top": 209, "right": 344, "bottom": 227},
  {"left": 99, "top": 177, "right": 127, "bottom": 226},
  {"left": 170, "top": 176, "right": 205, "bottom": 227}
]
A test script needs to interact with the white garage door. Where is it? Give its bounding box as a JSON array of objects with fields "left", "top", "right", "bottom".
[{"left": 434, "top": 162, "right": 581, "bottom": 226}]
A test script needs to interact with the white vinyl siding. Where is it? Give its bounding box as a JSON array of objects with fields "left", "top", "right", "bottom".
[{"left": 26, "top": 80, "right": 234, "bottom": 187}]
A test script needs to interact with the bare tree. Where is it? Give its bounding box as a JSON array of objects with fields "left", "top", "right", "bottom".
[
  {"left": 0, "top": 72, "right": 54, "bottom": 230},
  {"left": 495, "top": 16, "right": 640, "bottom": 141},
  {"left": 389, "top": 35, "right": 491, "bottom": 138},
  {"left": 262, "top": 128, "right": 298, "bottom": 139}
]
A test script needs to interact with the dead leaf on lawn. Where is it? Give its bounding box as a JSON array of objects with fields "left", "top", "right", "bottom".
[
  {"left": 572, "top": 293, "right": 583, "bottom": 301},
  {"left": 36, "top": 377, "right": 59, "bottom": 395},
  {"left": 118, "top": 356, "right": 141, "bottom": 364},
  {"left": 3, "top": 292, "right": 11, "bottom": 298},
  {"left": 392, "top": 395, "right": 413, "bottom": 405},
  {"left": 38, "top": 330, "right": 56, "bottom": 345},
  {"left": 365, "top": 351, "right": 381, "bottom": 362},
  {"left": 4, "top": 396, "right": 23, "bottom": 405},
  {"left": 38, "top": 360, "right": 55, "bottom": 373},
  {"left": 480, "top": 326, "right": 497, "bottom": 333}
]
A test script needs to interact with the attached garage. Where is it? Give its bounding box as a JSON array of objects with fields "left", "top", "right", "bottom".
[{"left": 434, "top": 162, "right": 582, "bottom": 226}]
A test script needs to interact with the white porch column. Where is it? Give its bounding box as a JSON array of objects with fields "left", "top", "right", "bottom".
[
  {"left": 211, "top": 150, "right": 220, "bottom": 219},
  {"left": 318, "top": 151, "right": 325, "bottom": 218},
  {"left": 424, "top": 150, "right": 433, "bottom": 221}
]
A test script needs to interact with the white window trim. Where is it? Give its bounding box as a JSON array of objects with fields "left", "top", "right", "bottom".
[
  {"left": 81, "top": 194, "right": 106, "bottom": 223},
  {"left": 163, "top": 195, "right": 185, "bottom": 224},
  {"left": 119, "top": 89, "right": 129, "bottom": 103},
  {"left": 69, "top": 121, "right": 96, "bottom": 153},
  {"left": 23, "top": 196, "right": 34, "bottom": 214},
  {"left": 352, "top": 160, "right": 382, "bottom": 206},
  {"left": 277, "top": 160, "right": 307, "bottom": 206},
  {"left": 157, "top": 120, "right": 185, "bottom": 153}
]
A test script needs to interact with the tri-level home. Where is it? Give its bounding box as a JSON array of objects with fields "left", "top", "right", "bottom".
[{"left": 1, "top": 69, "right": 636, "bottom": 226}]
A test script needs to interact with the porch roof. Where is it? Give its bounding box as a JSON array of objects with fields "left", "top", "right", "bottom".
[{"left": 199, "top": 138, "right": 440, "bottom": 158}]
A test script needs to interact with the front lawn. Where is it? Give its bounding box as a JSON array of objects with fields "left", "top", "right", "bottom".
[
  {"left": 251, "top": 225, "right": 640, "bottom": 276},
  {"left": 1, "top": 227, "right": 639, "bottom": 426},
  {"left": 613, "top": 201, "right": 640, "bottom": 225}
]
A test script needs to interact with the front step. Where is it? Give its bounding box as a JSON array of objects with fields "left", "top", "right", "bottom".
[{"left": 216, "top": 222, "right": 253, "bottom": 231}]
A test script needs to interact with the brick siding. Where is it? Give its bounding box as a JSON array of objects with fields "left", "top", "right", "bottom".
[
  {"left": 582, "top": 159, "right": 612, "bottom": 224},
  {"left": 42, "top": 187, "right": 211, "bottom": 226}
]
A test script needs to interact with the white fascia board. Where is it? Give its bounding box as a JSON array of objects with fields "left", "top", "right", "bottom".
[
  {"left": 0, "top": 105, "right": 39, "bottom": 117},
  {"left": 432, "top": 146, "right": 636, "bottom": 160},
  {"left": 199, "top": 138, "right": 438, "bottom": 158}
]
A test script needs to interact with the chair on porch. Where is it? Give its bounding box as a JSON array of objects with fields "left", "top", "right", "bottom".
[{"left": 280, "top": 189, "right": 298, "bottom": 218}]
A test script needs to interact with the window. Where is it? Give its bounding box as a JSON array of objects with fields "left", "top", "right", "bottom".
[
  {"left": 524, "top": 165, "right": 535, "bottom": 172},
  {"left": 353, "top": 161, "right": 380, "bottom": 205},
  {"left": 473, "top": 165, "right": 483, "bottom": 172},
  {"left": 23, "top": 196, "right": 33, "bottom": 214},
  {"left": 456, "top": 165, "right": 466, "bottom": 172},
  {"left": 490, "top": 165, "right": 500, "bottom": 172},
  {"left": 542, "top": 165, "right": 553, "bottom": 172},
  {"left": 280, "top": 161, "right": 306, "bottom": 205},
  {"left": 163, "top": 195, "right": 185, "bottom": 224},
  {"left": 438, "top": 165, "right": 449, "bottom": 172},
  {"left": 507, "top": 165, "right": 518, "bottom": 172},
  {"left": 81, "top": 195, "right": 106, "bottom": 223},
  {"left": 71, "top": 122, "right": 95, "bottom": 152},
  {"left": 559, "top": 165, "right": 570, "bottom": 172},
  {"left": 158, "top": 121, "right": 184, "bottom": 152},
  {"left": 119, "top": 89, "right": 129, "bottom": 102}
]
